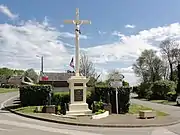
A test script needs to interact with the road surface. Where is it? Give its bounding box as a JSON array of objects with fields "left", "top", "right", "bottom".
[{"left": 1, "top": 92, "right": 180, "bottom": 135}]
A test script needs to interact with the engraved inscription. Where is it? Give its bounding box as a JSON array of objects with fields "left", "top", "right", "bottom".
[
  {"left": 74, "top": 83, "right": 83, "bottom": 86},
  {"left": 74, "top": 89, "right": 83, "bottom": 101}
]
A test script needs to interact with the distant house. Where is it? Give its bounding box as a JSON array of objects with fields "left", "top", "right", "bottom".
[
  {"left": 39, "top": 72, "right": 75, "bottom": 87},
  {"left": 0, "top": 75, "right": 9, "bottom": 85},
  {"left": 8, "top": 75, "right": 22, "bottom": 86},
  {"left": 8, "top": 75, "right": 35, "bottom": 87}
]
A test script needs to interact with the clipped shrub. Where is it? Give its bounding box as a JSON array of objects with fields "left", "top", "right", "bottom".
[
  {"left": 166, "top": 91, "right": 177, "bottom": 101},
  {"left": 94, "top": 86, "right": 131, "bottom": 114},
  {"left": 51, "top": 92, "right": 70, "bottom": 105},
  {"left": 132, "top": 86, "right": 138, "bottom": 93},
  {"left": 19, "top": 85, "right": 52, "bottom": 106},
  {"left": 1, "top": 84, "right": 16, "bottom": 88},
  {"left": 151, "top": 80, "right": 176, "bottom": 100},
  {"left": 118, "top": 87, "right": 130, "bottom": 114},
  {"left": 136, "top": 83, "right": 152, "bottom": 99},
  {"left": 92, "top": 100, "right": 104, "bottom": 113},
  {"left": 51, "top": 91, "right": 93, "bottom": 109}
]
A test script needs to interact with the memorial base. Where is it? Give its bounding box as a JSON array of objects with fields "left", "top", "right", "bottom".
[
  {"left": 42, "top": 105, "right": 55, "bottom": 114},
  {"left": 66, "top": 103, "right": 92, "bottom": 116}
]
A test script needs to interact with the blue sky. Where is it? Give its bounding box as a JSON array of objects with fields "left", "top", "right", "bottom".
[{"left": 1, "top": 0, "right": 180, "bottom": 85}]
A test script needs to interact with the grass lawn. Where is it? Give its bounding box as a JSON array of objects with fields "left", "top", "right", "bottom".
[
  {"left": 15, "top": 106, "right": 43, "bottom": 114},
  {"left": 0, "top": 88, "right": 18, "bottom": 94},
  {"left": 14, "top": 104, "right": 168, "bottom": 117},
  {"left": 150, "top": 100, "right": 176, "bottom": 106},
  {"left": 129, "top": 104, "right": 168, "bottom": 116}
]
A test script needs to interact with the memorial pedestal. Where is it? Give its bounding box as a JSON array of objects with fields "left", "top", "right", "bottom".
[
  {"left": 42, "top": 105, "right": 55, "bottom": 113},
  {"left": 66, "top": 75, "right": 92, "bottom": 116}
]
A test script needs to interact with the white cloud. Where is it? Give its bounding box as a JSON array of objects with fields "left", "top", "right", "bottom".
[
  {"left": 98, "top": 30, "right": 106, "bottom": 35},
  {"left": 85, "top": 23, "right": 180, "bottom": 85},
  {"left": 112, "top": 31, "right": 126, "bottom": 38},
  {"left": 125, "top": 24, "right": 136, "bottom": 28},
  {"left": 0, "top": 19, "right": 74, "bottom": 71},
  {"left": 59, "top": 32, "right": 88, "bottom": 39},
  {"left": 0, "top": 5, "right": 18, "bottom": 19},
  {"left": 60, "top": 24, "right": 64, "bottom": 28}
]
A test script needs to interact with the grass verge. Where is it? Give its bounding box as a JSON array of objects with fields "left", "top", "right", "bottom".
[
  {"left": 14, "top": 104, "right": 168, "bottom": 117},
  {"left": 150, "top": 100, "right": 176, "bottom": 105},
  {"left": 14, "top": 106, "right": 43, "bottom": 114},
  {"left": 0, "top": 88, "right": 18, "bottom": 94},
  {"left": 129, "top": 104, "right": 168, "bottom": 116}
]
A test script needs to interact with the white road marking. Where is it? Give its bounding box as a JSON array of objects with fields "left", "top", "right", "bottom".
[
  {"left": 0, "top": 95, "right": 19, "bottom": 109},
  {"left": 0, "top": 120, "right": 103, "bottom": 135},
  {"left": 151, "top": 127, "right": 178, "bottom": 135}
]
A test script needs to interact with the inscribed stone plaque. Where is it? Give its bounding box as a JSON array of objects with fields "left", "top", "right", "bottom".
[
  {"left": 74, "top": 83, "right": 83, "bottom": 86},
  {"left": 74, "top": 89, "right": 83, "bottom": 101}
]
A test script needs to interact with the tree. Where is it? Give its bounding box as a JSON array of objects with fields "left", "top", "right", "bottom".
[
  {"left": 160, "top": 39, "right": 179, "bottom": 81},
  {"left": 0, "top": 67, "right": 24, "bottom": 77},
  {"left": 0, "top": 67, "right": 14, "bottom": 77},
  {"left": 106, "top": 69, "right": 125, "bottom": 86},
  {"left": 133, "top": 49, "right": 165, "bottom": 83},
  {"left": 13, "top": 69, "right": 24, "bottom": 75},
  {"left": 80, "top": 53, "right": 96, "bottom": 78},
  {"left": 24, "top": 68, "right": 38, "bottom": 83},
  {"left": 79, "top": 53, "right": 100, "bottom": 86}
]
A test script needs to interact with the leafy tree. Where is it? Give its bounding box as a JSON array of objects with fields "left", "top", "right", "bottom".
[
  {"left": 24, "top": 68, "right": 38, "bottom": 83},
  {"left": 160, "top": 39, "right": 179, "bottom": 81},
  {"left": 133, "top": 49, "right": 165, "bottom": 83},
  {"left": 0, "top": 67, "right": 24, "bottom": 77},
  {"left": 0, "top": 67, "right": 14, "bottom": 77}
]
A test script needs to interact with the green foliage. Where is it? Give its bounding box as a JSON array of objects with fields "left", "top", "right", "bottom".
[
  {"left": 24, "top": 68, "right": 38, "bottom": 83},
  {"left": 132, "top": 86, "right": 138, "bottom": 93},
  {"left": 133, "top": 49, "right": 165, "bottom": 83},
  {"left": 94, "top": 86, "right": 130, "bottom": 114},
  {"left": 151, "top": 80, "right": 176, "bottom": 100},
  {"left": 122, "top": 80, "right": 129, "bottom": 87},
  {"left": 51, "top": 92, "right": 70, "bottom": 105},
  {"left": 1, "top": 84, "right": 17, "bottom": 88},
  {"left": 166, "top": 91, "right": 177, "bottom": 101},
  {"left": 0, "top": 67, "right": 24, "bottom": 77},
  {"left": 136, "top": 80, "right": 176, "bottom": 100},
  {"left": 19, "top": 85, "right": 52, "bottom": 106},
  {"left": 92, "top": 100, "right": 104, "bottom": 113},
  {"left": 95, "top": 81, "right": 109, "bottom": 87},
  {"left": 95, "top": 109, "right": 105, "bottom": 115},
  {"left": 136, "top": 83, "right": 152, "bottom": 99},
  {"left": 51, "top": 91, "right": 93, "bottom": 108}
]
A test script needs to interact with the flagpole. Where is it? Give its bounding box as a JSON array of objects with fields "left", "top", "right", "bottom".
[{"left": 41, "top": 56, "right": 44, "bottom": 73}]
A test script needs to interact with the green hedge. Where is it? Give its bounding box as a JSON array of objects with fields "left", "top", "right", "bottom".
[
  {"left": 94, "top": 86, "right": 130, "bottom": 114},
  {"left": 19, "top": 85, "right": 52, "bottom": 106},
  {"left": 1, "top": 84, "right": 18, "bottom": 88},
  {"left": 51, "top": 91, "right": 93, "bottom": 109},
  {"left": 51, "top": 86, "right": 130, "bottom": 114},
  {"left": 136, "top": 80, "right": 177, "bottom": 100},
  {"left": 151, "top": 80, "right": 176, "bottom": 100}
]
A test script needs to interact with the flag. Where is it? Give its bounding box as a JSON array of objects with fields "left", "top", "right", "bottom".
[
  {"left": 40, "top": 71, "right": 48, "bottom": 81},
  {"left": 70, "top": 57, "right": 74, "bottom": 68}
]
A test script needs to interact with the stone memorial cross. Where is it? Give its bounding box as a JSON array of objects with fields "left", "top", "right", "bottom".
[{"left": 64, "top": 8, "right": 91, "bottom": 76}]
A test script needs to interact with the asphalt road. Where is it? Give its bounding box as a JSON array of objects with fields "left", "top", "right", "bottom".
[{"left": 1, "top": 92, "right": 180, "bottom": 135}]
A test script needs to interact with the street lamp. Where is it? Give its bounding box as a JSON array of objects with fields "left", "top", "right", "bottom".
[{"left": 36, "top": 55, "right": 44, "bottom": 73}]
